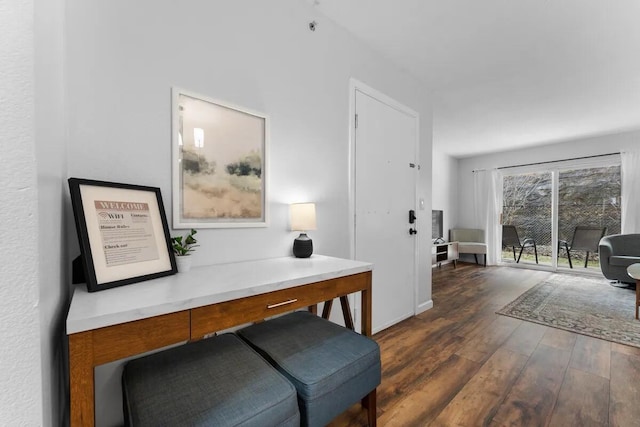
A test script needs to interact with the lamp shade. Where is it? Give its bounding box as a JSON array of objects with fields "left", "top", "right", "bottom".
[{"left": 290, "top": 203, "right": 317, "bottom": 231}]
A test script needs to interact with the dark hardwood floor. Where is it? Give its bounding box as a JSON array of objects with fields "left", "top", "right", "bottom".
[{"left": 330, "top": 262, "right": 640, "bottom": 426}]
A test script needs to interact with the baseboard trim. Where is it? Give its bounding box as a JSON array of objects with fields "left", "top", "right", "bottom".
[
  {"left": 370, "top": 301, "right": 434, "bottom": 334},
  {"left": 417, "top": 300, "right": 433, "bottom": 314},
  {"left": 372, "top": 311, "right": 414, "bottom": 335}
]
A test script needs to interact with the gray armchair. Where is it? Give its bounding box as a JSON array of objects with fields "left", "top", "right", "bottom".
[
  {"left": 450, "top": 228, "right": 487, "bottom": 266},
  {"left": 599, "top": 234, "right": 640, "bottom": 283}
]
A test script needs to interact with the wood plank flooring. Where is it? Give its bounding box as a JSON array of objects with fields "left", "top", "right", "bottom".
[{"left": 330, "top": 263, "right": 640, "bottom": 426}]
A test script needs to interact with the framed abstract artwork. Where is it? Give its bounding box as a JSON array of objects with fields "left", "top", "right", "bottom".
[{"left": 172, "top": 88, "right": 268, "bottom": 228}]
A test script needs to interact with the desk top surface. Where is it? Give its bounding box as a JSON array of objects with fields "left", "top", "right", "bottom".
[{"left": 66, "top": 255, "right": 372, "bottom": 334}]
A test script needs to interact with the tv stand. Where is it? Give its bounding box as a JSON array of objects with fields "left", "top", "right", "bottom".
[{"left": 432, "top": 241, "right": 459, "bottom": 268}]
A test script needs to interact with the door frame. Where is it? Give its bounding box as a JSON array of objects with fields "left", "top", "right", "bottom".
[{"left": 347, "top": 78, "right": 420, "bottom": 333}]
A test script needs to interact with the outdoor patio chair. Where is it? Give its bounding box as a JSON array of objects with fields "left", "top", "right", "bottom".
[
  {"left": 502, "top": 225, "right": 538, "bottom": 264},
  {"left": 558, "top": 226, "right": 607, "bottom": 268}
]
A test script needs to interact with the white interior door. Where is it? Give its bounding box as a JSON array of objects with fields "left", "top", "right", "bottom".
[{"left": 354, "top": 87, "right": 418, "bottom": 334}]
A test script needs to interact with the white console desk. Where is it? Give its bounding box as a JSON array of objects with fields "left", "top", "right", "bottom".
[{"left": 67, "top": 255, "right": 373, "bottom": 427}]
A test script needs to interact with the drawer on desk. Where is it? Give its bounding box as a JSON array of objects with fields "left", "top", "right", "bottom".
[
  {"left": 191, "top": 280, "right": 336, "bottom": 339},
  {"left": 88, "top": 311, "right": 191, "bottom": 366}
]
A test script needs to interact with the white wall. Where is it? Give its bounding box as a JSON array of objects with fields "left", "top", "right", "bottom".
[
  {"left": 457, "top": 130, "right": 640, "bottom": 228},
  {"left": 65, "top": 1, "right": 433, "bottom": 425},
  {"left": 0, "top": 0, "right": 44, "bottom": 425},
  {"left": 432, "top": 146, "right": 458, "bottom": 238},
  {"left": 65, "top": 0, "right": 433, "bottom": 264},
  {"left": 35, "top": 0, "right": 69, "bottom": 424}
]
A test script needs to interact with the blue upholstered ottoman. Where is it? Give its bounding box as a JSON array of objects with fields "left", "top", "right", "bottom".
[
  {"left": 238, "top": 311, "right": 381, "bottom": 427},
  {"left": 122, "top": 333, "right": 300, "bottom": 427}
]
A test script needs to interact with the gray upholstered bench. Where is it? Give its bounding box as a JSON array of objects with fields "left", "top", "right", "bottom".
[
  {"left": 238, "top": 311, "right": 381, "bottom": 427},
  {"left": 122, "top": 333, "right": 300, "bottom": 427}
]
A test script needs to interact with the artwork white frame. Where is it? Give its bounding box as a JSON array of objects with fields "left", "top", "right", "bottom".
[{"left": 172, "top": 88, "right": 269, "bottom": 229}]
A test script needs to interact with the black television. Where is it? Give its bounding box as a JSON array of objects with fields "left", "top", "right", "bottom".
[{"left": 432, "top": 210, "right": 443, "bottom": 241}]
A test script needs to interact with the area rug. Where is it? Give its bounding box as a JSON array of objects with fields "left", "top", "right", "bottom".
[{"left": 496, "top": 274, "right": 640, "bottom": 348}]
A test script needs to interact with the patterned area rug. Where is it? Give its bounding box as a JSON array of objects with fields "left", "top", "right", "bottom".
[{"left": 497, "top": 274, "right": 640, "bottom": 348}]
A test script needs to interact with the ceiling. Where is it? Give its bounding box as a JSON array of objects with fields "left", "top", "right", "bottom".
[{"left": 312, "top": 0, "right": 640, "bottom": 158}]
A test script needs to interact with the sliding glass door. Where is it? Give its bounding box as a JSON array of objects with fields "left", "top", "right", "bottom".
[
  {"left": 502, "top": 172, "right": 553, "bottom": 266},
  {"left": 557, "top": 166, "right": 621, "bottom": 270},
  {"left": 501, "top": 159, "right": 621, "bottom": 272}
]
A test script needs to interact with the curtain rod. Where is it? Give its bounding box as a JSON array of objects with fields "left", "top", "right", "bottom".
[
  {"left": 498, "top": 152, "right": 620, "bottom": 170},
  {"left": 472, "top": 152, "right": 620, "bottom": 173}
]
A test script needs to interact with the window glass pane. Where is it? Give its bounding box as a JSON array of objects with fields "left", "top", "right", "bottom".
[
  {"left": 557, "top": 165, "right": 621, "bottom": 269},
  {"left": 502, "top": 172, "right": 552, "bottom": 266}
]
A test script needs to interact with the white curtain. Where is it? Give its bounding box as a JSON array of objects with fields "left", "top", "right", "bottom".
[
  {"left": 621, "top": 150, "right": 640, "bottom": 234},
  {"left": 473, "top": 169, "right": 503, "bottom": 265}
]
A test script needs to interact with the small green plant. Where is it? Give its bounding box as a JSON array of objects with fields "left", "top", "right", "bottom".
[{"left": 171, "top": 229, "right": 199, "bottom": 256}]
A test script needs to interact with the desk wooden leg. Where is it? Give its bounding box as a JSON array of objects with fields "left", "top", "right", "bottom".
[
  {"left": 360, "top": 271, "right": 376, "bottom": 425},
  {"left": 636, "top": 280, "right": 640, "bottom": 319},
  {"left": 339, "top": 296, "right": 355, "bottom": 330},
  {"left": 361, "top": 389, "right": 377, "bottom": 426},
  {"left": 321, "top": 299, "right": 333, "bottom": 319},
  {"left": 361, "top": 272, "right": 372, "bottom": 337},
  {"left": 321, "top": 297, "right": 355, "bottom": 330},
  {"left": 308, "top": 304, "right": 317, "bottom": 315},
  {"left": 69, "top": 331, "right": 95, "bottom": 427}
]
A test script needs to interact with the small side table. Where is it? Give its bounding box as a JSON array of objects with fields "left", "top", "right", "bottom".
[{"left": 627, "top": 263, "right": 640, "bottom": 319}]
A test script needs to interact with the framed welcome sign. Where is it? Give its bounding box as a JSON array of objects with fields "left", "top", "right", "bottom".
[{"left": 68, "top": 178, "right": 176, "bottom": 292}]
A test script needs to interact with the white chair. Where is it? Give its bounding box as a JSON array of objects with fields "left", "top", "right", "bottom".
[{"left": 450, "top": 228, "right": 487, "bottom": 266}]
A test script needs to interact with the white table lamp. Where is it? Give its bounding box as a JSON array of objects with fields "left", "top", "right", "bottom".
[{"left": 290, "top": 203, "right": 317, "bottom": 258}]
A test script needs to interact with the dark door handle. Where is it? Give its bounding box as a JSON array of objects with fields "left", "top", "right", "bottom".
[{"left": 409, "top": 228, "right": 417, "bottom": 235}]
